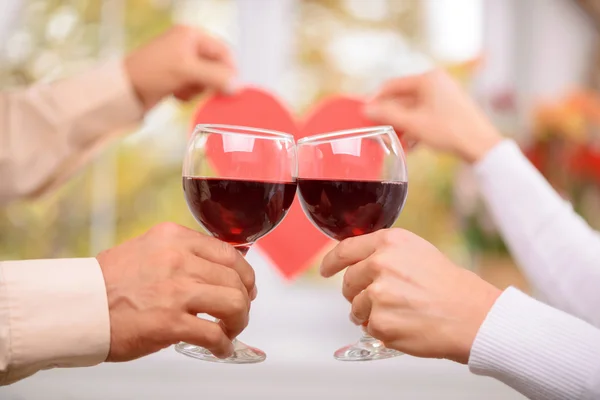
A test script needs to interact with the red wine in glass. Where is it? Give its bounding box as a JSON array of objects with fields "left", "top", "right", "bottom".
[
  {"left": 183, "top": 177, "right": 297, "bottom": 254},
  {"left": 297, "top": 179, "right": 407, "bottom": 241},
  {"left": 177, "top": 124, "right": 297, "bottom": 364}
]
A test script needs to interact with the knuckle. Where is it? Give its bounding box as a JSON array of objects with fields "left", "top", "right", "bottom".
[
  {"left": 245, "top": 266, "right": 256, "bottom": 288},
  {"left": 172, "top": 24, "right": 195, "bottom": 38},
  {"left": 367, "top": 280, "right": 387, "bottom": 301},
  {"left": 223, "top": 267, "right": 239, "bottom": 284},
  {"left": 367, "top": 314, "right": 388, "bottom": 340},
  {"left": 204, "top": 324, "right": 225, "bottom": 345},
  {"left": 217, "top": 241, "right": 239, "bottom": 266},
  {"left": 161, "top": 280, "right": 187, "bottom": 305},
  {"left": 334, "top": 240, "right": 350, "bottom": 262},
  {"left": 342, "top": 275, "right": 353, "bottom": 299},
  {"left": 169, "top": 315, "right": 189, "bottom": 339},
  {"left": 369, "top": 253, "right": 390, "bottom": 275},
  {"left": 181, "top": 52, "right": 198, "bottom": 70},
  {"left": 161, "top": 249, "right": 185, "bottom": 268},
  {"left": 228, "top": 291, "right": 249, "bottom": 314},
  {"left": 173, "top": 24, "right": 189, "bottom": 33},
  {"left": 151, "top": 222, "right": 183, "bottom": 238},
  {"left": 430, "top": 68, "right": 446, "bottom": 79},
  {"left": 380, "top": 228, "right": 404, "bottom": 246},
  {"left": 368, "top": 314, "right": 386, "bottom": 339}
]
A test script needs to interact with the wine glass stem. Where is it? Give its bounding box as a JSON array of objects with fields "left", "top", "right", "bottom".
[
  {"left": 361, "top": 333, "right": 377, "bottom": 342},
  {"left": 227, "top": 243, "right": 252, "bottom": 334},
  {"left": 235, "top": 245, "right": 250, "bottom": 256}
]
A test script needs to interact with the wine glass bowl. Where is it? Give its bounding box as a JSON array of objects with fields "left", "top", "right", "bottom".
[
  {"left": 297, "top": 126, "right": 408, "bottom": 361},
  {"left": 177, "top": 124, "right": 297, "bottom": 364}
]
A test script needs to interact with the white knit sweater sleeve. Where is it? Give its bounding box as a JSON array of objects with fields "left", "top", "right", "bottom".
[
  {"left": 469, "top": 288, "right": 600, "bottom": 400},
  {"left": 468, "top": 140, "right": 600, "bottom": 399},
  {"left": 473, "top": 139, "right": 600, "bottom": 325}
]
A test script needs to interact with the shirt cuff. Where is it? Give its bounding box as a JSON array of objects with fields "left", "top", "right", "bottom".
[
  {"left": 0, "top": 258, "right": 110, "bottom": 380},
  {"left": 472, "top": 139, "right": 520, "bottom": 174},
  {"left": 469, "top": 287, "right": 600, "bottom": 400}
]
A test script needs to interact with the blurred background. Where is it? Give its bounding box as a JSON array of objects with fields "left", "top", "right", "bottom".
[{"left": 1, "top": 0, "right": 599, "bottom": 398}]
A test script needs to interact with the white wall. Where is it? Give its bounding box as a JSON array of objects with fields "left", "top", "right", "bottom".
[
  {"left": 478, "top": 0, "right": 516, "bottom": 96},
  {"left": 236, "top": 0, "right": 296, "bottom": 97},
  {"left": 0, "top": 0, "right": 23, "bottom": 60},
  {"left": 424, "top": 0, "right": 484, "bottom": 63},
  {"left": 516, "top": 0, "right": 597, "bottom": 107},
  {"left": 480, "top": 0, "right": 598, "bottom": 131}
]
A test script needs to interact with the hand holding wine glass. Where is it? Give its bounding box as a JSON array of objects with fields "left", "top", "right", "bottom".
[
  {"left": 320, "top": 228, "right": 501, "bottom": 364},
  {"left": 96, "top": 222, "right": 255, "bottom": 362},
  {"left": 297, "top": 126, "right": 408, "bottom": 361}
]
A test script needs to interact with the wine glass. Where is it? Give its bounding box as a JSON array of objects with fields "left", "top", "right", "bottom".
[
  {"left": 296, "top": 126, "right": 408, "bottom": 361},
  {"left": 176, "top": 124, "right": 297, "bottom": 364}
]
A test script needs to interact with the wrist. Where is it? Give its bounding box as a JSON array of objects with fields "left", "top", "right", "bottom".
[
  {"left": 453, "top": 283, "right": 502, "bottom": 364},
  {"left": 459, "top": 123, "right": 503, "bottom": 164},
  {"left": 122, "top": 56, "right": 154, "bottom": 111}
]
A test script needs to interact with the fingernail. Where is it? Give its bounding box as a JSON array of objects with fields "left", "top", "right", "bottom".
[
  {"left": 363, "top": 104, "right": 379, "bottom": 119},
  {"left": 223, "top": 342, "right": 235, "bottom": 358},
  {"left": 224, "top": 77, "right": 241, "bottom": 95},
  {"left": 365, "top": 94, "right": 377, "bottom": 104},
  {"left": 349, "top": 312, "right": 362, "bottom": 326}
]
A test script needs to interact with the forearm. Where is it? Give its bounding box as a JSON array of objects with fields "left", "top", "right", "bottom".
[
  {"left": 473, "top": 140, "right": 600, "bottom": 325},
  {"left": 469, "top": 288, "right": 600, "bottom": 400},
  {"left": 0, "top": 60, "right": 144, "bottom": 204},
  {"left": 0, "top": 258, "right": 110, "bottom": 385}
]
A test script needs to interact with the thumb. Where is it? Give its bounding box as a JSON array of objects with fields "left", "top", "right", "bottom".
[
  {"left": 364, "top": 99, "right": 416, "bottom": 132},
  {"left": 364, "top": 100, "right": 420, "bottom": 148},
  {"left": 190, "top": 59, "right": 237, "bottom": 94}
]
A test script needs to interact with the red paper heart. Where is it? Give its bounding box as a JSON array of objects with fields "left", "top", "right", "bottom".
[{"left": 190, "top": 87, "right": 384, "bottom": 279}]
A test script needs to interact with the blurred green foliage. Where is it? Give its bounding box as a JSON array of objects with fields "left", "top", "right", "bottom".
[{"left": 0, "top": 0, "right": 190, "bottom": 260}]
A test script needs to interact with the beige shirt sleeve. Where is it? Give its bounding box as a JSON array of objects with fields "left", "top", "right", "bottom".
[
  {"left": 0, "top": 59, "right": 144, "bottom": 203},
  {"left": 0, "top": 258, "right": 110, "bottom": 385},
  {"left": 0, "top": 61, "right": 145, "bottom": 384}
]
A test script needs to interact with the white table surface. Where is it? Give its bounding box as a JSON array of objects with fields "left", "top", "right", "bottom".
[{"left": 0, "top": 250, "right": 525, "bottom": 400}]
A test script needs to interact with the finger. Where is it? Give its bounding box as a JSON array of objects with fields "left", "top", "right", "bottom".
[
  {"left": 370, "top": 74, "right": 424, "bottom": 101},
  {"left": 186, "top": 285, "right": 249, "bottom": 339},
  {"left": 196, "top": 33, "right": 236, "bottom": 69},
  {"left": 342, "top": 258, "right": 376, "bottom": 302},
  {"left": 365, "top": 309, "right": 415, "bottom": 350},
  {"left": 350, "top": 290, "right": 372, "bottom": 325},
  {"left": 363, "top": 99, "right": 418, "bottom": 137},
  {"left": 177, "top": 315, "right": 234, "bottom": 359},
  {"left": 405, "top": 139, "right": 419, "bottom": 150},
  {"left": 181, "top": 252, "right": 247, "bottom": 295},
  {"left": 174, "top": 85, "right": 204, "bottom": 102},
  {"left": 189, "top": 58, "right": 235, "bottom": 94},
  {"left": 375, "top": 127, "right": 412, "bottom": 153},
  {"left": 320, "top": 231, "right": 384, "bottom": 277},
  {"left": 177, "top": 228, "right": 256, "bottom": 297}
]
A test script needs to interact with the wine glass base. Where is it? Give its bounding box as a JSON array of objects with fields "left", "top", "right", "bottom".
[
  {"left": 334, "top": 338, "right": 403, "bottom": 361},
  {"left": 175, "top": 342, "right": 266, "bottom": 364}
]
